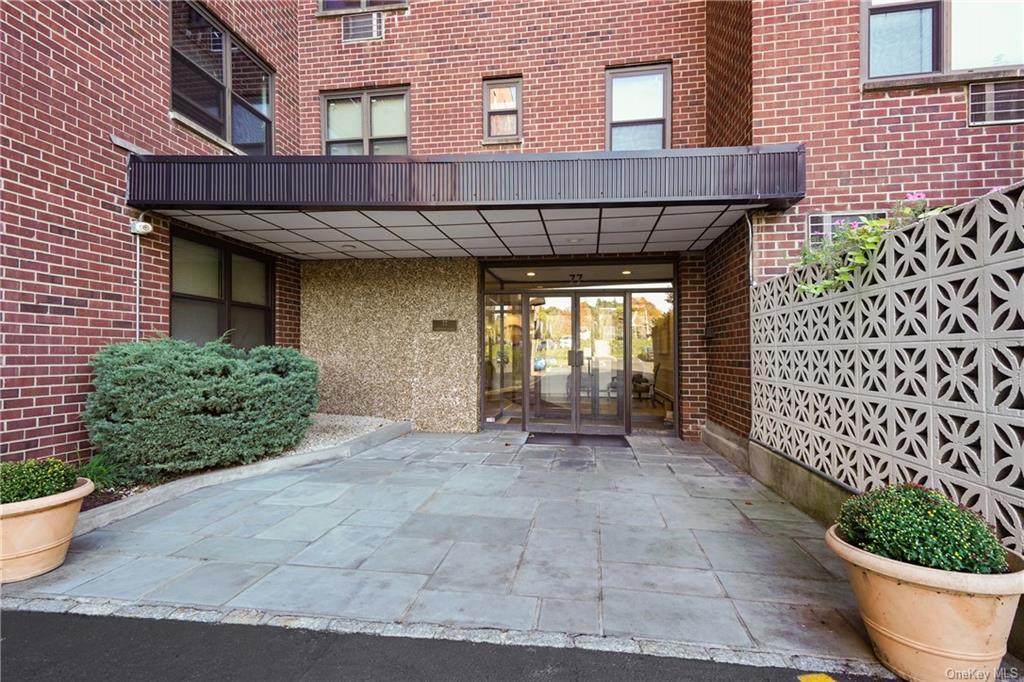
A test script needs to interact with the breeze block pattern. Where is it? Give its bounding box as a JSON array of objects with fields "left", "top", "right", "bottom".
[{"left": 750, "top": 182, "right": 1024, "bottom": 549}]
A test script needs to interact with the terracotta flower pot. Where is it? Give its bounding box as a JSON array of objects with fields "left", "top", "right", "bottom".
[
  {"left": 826, "top": 525, "right": 1024, "bottom": 682},
  {"left": 0, "top": 477, "right": 94, "bottom": 583}
]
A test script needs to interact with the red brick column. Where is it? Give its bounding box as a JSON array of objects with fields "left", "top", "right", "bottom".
[
  {"left": 676, "top": 252, "right": 707, "bottom": 440},
  {"left": 704, "top": 221, "right": 751, "bottom": 437}
]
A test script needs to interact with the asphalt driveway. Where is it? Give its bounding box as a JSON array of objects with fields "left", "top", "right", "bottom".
[
  {"left": 2, "top": 611, "right": 887, "bottom": 682},
  {"left": 4, "top": 431, "right": 878, "bottom": 673}
]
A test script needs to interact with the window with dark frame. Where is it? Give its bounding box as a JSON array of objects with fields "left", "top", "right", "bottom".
[
  {"left": 170, "top": 0, "right": 274, "bottom": 154},
  {"left": 322, "top": 89, "right": 409, "bottom": 155},
  {"left": 865, "top": 0, "right": 1024, "bottom": 81},
  {"left": 606, "top": 65, "right": 671, "bottom": 151},
  {"left": 320, "top": 0, "right": 408, "bottom": 15},
  {"left": 483, "top": 78, "right": 522, "bottom": 142},
  {"left": 170, "top": 233, "right": 274, "bottom": 349}
]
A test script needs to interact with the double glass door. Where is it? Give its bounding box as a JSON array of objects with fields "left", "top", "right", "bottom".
[{"left": 527, "top": 294, "right": 627, "bottom": 434}]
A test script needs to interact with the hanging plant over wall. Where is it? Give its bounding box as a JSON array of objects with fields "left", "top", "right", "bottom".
[{"left": 797, "top": 192, "right": 947, "bottom": 295}]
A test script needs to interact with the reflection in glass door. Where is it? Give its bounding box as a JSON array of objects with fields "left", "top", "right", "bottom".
[
  {"left": 578, "top": 295, "right": 626, "bottom": 432},
  {"left": 527, "top": 296, "right": 574, "bottom": 431},
  {"left": 482, "top": 294, "right": 524, "bottom": 426},
  {"left": 526, "top": 294, "right": 627, "bottom": 434}
]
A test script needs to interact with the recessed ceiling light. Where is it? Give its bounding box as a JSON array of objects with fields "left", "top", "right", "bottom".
[
  {"left": 339, "top": 244, "right": 358, "bottom": 250},
  {"left": 566, "top": 238, "right": 582, "bottom": 244},
  {"left": 526, "top": 271, "right": 536, "bottom": 277},
  {"left": 621, "top": 269, "right": 632, "bottom": 275}
]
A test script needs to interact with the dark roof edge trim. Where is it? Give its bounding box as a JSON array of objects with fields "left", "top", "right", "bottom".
[{"left": 128, "top": 144, "right": 806, "bottom": 210}]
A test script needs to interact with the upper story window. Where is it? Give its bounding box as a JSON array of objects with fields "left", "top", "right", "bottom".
[
  {"left": 170, "top": 232, "right": 273, "bottom": 348},
  {"left": 322, "top": 89, "right": 409, "bottom": 155},
  {"left": 606, "top": 64, "right": 671, "bottom": 151},
  {"left": 319, "top": 0, "right": 408, "bottom": 15},
  {"left": 865, "top": 0, "right": 1024, "bottom": 81},
  {"left": 170, "top": 0, "right": 274, "bottom": 154},
  {"left": 483, "top": 78, "right": 522, "bottom": 142}
]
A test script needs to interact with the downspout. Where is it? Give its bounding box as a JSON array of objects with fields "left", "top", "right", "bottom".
[
  {"left": 131, "top": 212, "right": 151, "bottom": 342},
  {"left": 136, "top": 230, "right": 141, "bottom": 341},
  {"left": 745, "top": 212, "right": 755, "bottom": 288}
]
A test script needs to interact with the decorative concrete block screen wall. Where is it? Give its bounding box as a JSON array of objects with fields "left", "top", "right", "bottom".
[{"left": 750, "top": 182, "right": 1024, "bottom": 549}]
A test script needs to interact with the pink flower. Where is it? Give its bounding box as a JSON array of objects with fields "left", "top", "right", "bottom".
[{"left": 905, "top": 191, "right": 926, "bottom": 201}]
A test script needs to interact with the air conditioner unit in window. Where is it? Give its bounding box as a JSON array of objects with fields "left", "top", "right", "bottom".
[
  {"left": 343, "top": 12, "right": 384, "bottom": 42},
  {"left": 968, "top": 79, "right": 1024, "bottom": 126}
]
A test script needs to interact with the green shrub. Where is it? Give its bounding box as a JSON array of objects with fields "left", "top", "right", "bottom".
[
  {"left": 1, "top": 459, "right": 79, "bottom": 504},
  {"left": 75, "top": 453, "right": 126, "bottom": 489},
  {"left": 83, "top": 338, "right": 319, "bottom": 483},
  {"left": 837, "top": 483, "right": 1008, "bottom": 574}
]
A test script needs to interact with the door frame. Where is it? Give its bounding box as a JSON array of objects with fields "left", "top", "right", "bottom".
[
  {"left": 520, "top": 291, "right": 630, "bottom": 435},
  {"left": 478, "top": 257, "right": 679, "bottom": 436}
]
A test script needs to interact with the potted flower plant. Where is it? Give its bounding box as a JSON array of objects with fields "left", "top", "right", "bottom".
[
  {"left": 0, "top": 458, "right": 94, "bottom": 583},
  {"left": 826, "top": 484, "right": 1024, "bottom": 682}
]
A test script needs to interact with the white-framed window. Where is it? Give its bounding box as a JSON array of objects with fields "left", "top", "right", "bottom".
[{"left": 606, "top": 64, "right": 672, "bottom": 151}]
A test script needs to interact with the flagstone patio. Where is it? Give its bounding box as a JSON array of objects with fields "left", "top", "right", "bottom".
[{"left": 4, "top": 432, "right": 883, "bottom": 674}]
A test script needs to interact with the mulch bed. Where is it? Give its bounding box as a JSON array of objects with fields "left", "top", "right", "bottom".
[{"left": 80, "top": 489, "right": 130, "bottom": 512}]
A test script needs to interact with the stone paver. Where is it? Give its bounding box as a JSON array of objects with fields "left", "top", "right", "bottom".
[
  {"left": 602, "top": 588, "right": 752, "bottom": 646},
  {"left": 6, "top": 432, "right": 873, "bottom": 668},
  {"left": 407, "top": 590, "right": 537, "bottom": 630},
  {"left": 537, "top": 598, "right": 601, "bottom": 635},
  {"left": 143, "top": 561, "right": 275, "bottom": 606},
  {"left": 70, "top": 556, "right": 202, "bottom": 600},
  {"left": 228, "top": 565, "right": 426, "bottom": 620},
  {"left": 427, "top": 543, "right": 523, "bottom": 594}
]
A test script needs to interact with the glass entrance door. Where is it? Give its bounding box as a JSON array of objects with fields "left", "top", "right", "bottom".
[
  {"left": 527, "top": 296, "right": 574, "bottom": 431},
  {"left": 578, "top": 295, "right": 626, "bottom": 433},
  {"left": 526, "top": 293, "right": 627, "bottom": 434}
]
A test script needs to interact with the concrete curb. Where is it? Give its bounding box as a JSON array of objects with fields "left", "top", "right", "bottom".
[
  {"left": 73, "top": 421, "right": 412, "bottom": 536},
  {"left": 0, "top": 594, "right": 895, "bottom": 677}
]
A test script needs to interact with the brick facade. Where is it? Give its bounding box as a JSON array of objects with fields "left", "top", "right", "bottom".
[
  {"left": 1, "top": 0, "right": 302, "bottom": 462},
  {"left": 750, "top": 0, "right": 1024, "bottom": 281},
  {"left": 298, "top": 0, "right": 708, "bottom": 154},
  {"left": 704, "top": 220, "right": 751, "bottom": 437},
  {"left": 676, "top": 252, "right": 707, "bottom": 440},
  {"left": 7, "top": 0, "right": 1018, "bottom": 458},
  {"left": 705, "top": 0, "right": 751, "bottom": 147}
]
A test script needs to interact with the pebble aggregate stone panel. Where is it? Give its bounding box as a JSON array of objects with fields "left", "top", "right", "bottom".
[
  {"left": 301, "top": 258, "right": 479, "bottom": 432},
  {"left": 750, "top": 182, "right": 1024, "bottom": 550}
]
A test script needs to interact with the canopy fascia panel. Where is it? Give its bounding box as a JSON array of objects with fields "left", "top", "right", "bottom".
[{"left": 127, "top": 144, "right": 806, "bottom": 211}]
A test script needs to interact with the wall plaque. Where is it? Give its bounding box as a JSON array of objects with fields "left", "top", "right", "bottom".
[{"left": 432, "top": 319, "right": 458, "bottom": 332}]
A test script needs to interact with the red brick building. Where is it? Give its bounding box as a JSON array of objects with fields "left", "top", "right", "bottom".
[{"left": 2, "top": 0, "right": 1021, "bottom": 463}]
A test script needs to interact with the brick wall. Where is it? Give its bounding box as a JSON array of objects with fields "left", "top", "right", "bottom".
[
  {"left": 750, "top": 0, "right": 1024, "bottom": 281},
  {"left": 676, "top": 251, "right": 707, "bottom": 440},
  {"left": 1, "top": 0, "right": 302, "bottom": 462},
  {"left": 705, "top": 0, "right": 751, "bottom": 147},
  {"left": 298, "top": 0, "right": 707, "bottom": 154},
  {"left": 704, "top": 220, "right": 750, "bottom": 437}
]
